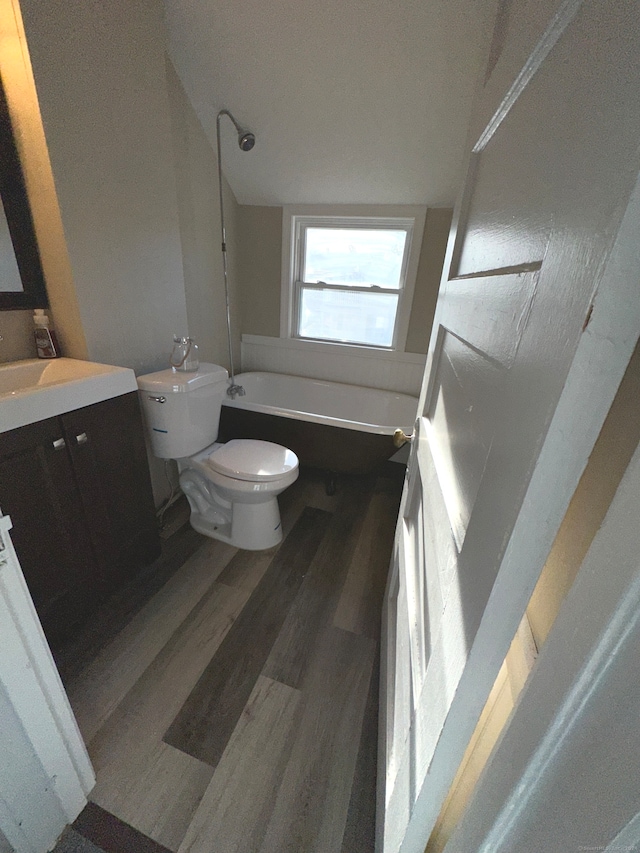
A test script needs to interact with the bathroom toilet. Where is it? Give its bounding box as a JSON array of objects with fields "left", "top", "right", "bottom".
[{"left": 137, "top": 364, "right": 299, "bottom": 550}]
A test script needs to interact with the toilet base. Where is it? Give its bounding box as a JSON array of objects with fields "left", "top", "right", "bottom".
[{"left": 188, "top": 496, "right": 283, "bottom": 551}]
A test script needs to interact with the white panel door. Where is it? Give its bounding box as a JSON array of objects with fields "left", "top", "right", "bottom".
[
  {"left": 378, "top": 2, "right": 640, "bottom": 851},
  {"left": 0, "top": 514, "right": 94, "bottom": 852}
]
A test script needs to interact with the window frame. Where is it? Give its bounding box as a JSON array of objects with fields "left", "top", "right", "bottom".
[{"left": 280, "top": 205, "right": 426, "bottom": 351}]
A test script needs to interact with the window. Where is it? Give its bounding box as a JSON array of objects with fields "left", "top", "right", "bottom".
[{"left": 281, "top": 206, "right": 426, "bottom": 350}]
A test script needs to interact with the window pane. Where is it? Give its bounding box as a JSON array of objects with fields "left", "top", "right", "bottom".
[
  {"left": 298, "top": 287, "right": 398, "bottom": 347},
  {"left": 303, "top": 228, "right": 406, "bottom": 289}
]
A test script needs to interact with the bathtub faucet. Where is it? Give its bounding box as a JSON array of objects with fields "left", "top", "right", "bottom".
[{"left": 227, "top": 382, "right": 245, "bottom": 399}]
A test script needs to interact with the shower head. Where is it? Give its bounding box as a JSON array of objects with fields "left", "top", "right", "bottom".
[
  {"left": 217, "top": 109, "right": 256, "bottom": 152},
  {"left": 238, "top": 131, "right": 255, "bottom": 151}
]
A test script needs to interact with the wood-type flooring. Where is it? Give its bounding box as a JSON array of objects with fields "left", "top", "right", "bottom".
[{"left": 59, "top": 466, "right": 403, "bottom": 853}]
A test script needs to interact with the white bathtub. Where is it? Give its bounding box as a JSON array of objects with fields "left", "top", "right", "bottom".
[{"left": 220, "top": 371, "right": 418, "bottom": 473}]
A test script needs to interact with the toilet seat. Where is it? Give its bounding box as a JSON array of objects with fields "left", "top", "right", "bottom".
[{"left": 204, "top": 439, "right": 298, "bottom": 483}]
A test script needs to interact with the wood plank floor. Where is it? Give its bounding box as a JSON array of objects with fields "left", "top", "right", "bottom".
[{"left": 60, "top": 467, "right": 403, "bottom": 853}]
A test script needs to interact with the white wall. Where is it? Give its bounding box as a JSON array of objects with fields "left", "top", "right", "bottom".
[
  {"left": 0, "top": 311, "right": 36, "bottom": 362},
  {"left": 241, "top": 335, "right": 426, "bottom": 396},
  {"left": 19, "top": 0, "right": 189, "bottom": 376},
  {"left": 166, "top": 59, "right": 242, "bottom": 372},
  {"left": 0, "top": 0, "right": 87, "bottom": 364},
  {"left": 2, "top": 0, "right": 448, "bottom": 389},
  {"left": 237, "top": 205, "right": 282, "bottom": 339}
]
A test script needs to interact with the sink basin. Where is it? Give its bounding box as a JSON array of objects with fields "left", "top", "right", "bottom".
[{"left": 0, "top": 358, "right": 138, "bottom": 434}]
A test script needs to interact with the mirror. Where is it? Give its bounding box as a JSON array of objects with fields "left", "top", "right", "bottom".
[
  {"left": 0, "top": 203, "right": 22, "bottom": 292},
  {"left": 0, "top": 71, "right": 48, "bottom": 310}
]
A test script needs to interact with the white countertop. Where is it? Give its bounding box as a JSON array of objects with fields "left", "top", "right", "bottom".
[{"left": 0, "top": 358, "right": 138, "bottom": 434}]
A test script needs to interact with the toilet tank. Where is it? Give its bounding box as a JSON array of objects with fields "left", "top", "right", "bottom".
[{"left": 137, "top": 363, "right": 229, "bottom": 459}]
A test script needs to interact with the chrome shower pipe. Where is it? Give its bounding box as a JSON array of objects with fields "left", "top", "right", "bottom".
[{"left": 216, "top": 109, "right": 255, "bottom": 398}]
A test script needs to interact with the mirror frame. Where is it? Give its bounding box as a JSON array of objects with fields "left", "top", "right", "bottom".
[{"left": 0, "top": 72, "right": 48, "bottom": 311}]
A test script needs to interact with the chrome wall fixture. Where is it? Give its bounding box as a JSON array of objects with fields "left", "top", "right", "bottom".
[{"left": 216, "top": 109, "right": 256, "bottom": 399}]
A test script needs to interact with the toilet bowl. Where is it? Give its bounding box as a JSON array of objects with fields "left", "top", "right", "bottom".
[
  {"left": 180, "top": 438, "right": 298, "bottom": 549},
  {"left": 136, "top": 364, "right": 299, "bottom": 550}
]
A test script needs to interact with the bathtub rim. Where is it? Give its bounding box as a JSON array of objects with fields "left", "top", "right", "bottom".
[{"left": 222, "top": 371, "right": 417, "bottom": 436}]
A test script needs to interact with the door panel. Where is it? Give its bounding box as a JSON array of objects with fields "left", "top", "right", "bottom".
[
  {"left": 455, "top": 0, "right": 640, "bottom": 279},
  {"left": 431, "top": 273, "right": 539, "bottom": 369},
  {"left": 427, "top": 329, "right": 501, "bottom": 548},
  {"left": 379, "top": 2, "right": 640, "bottom": 851}
]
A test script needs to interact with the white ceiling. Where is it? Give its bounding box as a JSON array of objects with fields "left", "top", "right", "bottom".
[{"left": 163, "top": 0, "right": 496, "bottom": 207}]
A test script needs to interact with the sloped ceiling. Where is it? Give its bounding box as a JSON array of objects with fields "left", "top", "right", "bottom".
[{"left": 163, "top": 0, "right": 497, "bottom": 206}]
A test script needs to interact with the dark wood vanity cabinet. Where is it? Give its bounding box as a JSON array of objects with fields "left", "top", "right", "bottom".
[
  {"left": 0, "top": 414, "right": 97, "bottom": 637},
  {"left": 0, "top": 392, "right": 160, "bottom": 641}
]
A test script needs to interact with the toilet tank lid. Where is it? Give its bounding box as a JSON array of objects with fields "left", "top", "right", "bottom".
[{"left": 137, "top": 363, "right": 229, "bottom": 393}]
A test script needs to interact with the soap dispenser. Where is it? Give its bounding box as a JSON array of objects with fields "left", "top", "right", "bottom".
[{"left": 33, "top": 309, "right": 60, "bottom": 358}]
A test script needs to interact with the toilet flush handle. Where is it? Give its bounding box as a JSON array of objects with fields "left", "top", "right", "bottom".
[{"left": 147, "top": 395, "right": 166, "bottom": 404}]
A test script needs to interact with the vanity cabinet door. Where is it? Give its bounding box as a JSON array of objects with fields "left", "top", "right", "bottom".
[
  {"left": 0, "top": 392, "right": 160, "bottom": 642},
  {"left": 0, "top": 416, "right": 97, "bottom": 639},
  {"left": 61, "top": 391, "right": 160, "bottom": 589}
]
